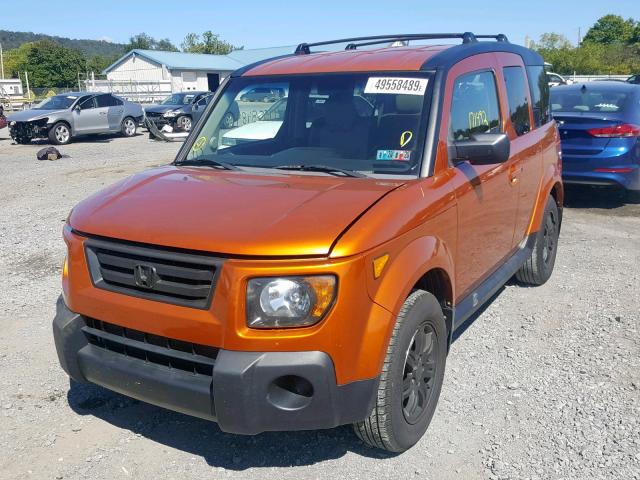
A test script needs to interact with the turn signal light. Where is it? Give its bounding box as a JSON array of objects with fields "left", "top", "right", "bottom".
[
  {"left": 587, "top": 124, "right": 640, "bottom": 138},
  {"left": 373, "top": 254, "right": 389, "bottom": 279}
]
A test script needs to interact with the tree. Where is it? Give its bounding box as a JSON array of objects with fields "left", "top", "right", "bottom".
[
  {"left": 126, "top": 33, "right": 155, "bottom": 50},
  {"left": 86, "top": 54, "right": 118, "bottom": 74},
  {"left": 583, "top": 14, "right": 635, "bottom": 44},
  {"left": 181, "top": 31, "right": 240, "bottom": 55},
  {"left": 10, "top": 40, "right": 86, "bottom": 87},
  {"left": 531, "top": 33, "right": 572, "bottom": 50},
  {"left": 125, "top": 33, "right": 178, "bottom": 52},
  {"left": 156, "top": 38, "right": 179, "bottom": 52}
]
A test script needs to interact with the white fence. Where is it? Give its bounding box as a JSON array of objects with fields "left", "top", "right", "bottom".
[
  {"left": 568, "top": 74, "right": 629, "bottom": 83},
  {"left": 82, "top": 79, "right": 172, "bottom": 104}
]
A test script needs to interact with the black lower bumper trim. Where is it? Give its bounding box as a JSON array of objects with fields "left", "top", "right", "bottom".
[{"left": 53, "top": 297, "right": 378, "bottom": 434}]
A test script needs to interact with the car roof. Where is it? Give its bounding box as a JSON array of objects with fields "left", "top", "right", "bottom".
[{"left": 236, "top": 41, "right": 544, "bottom": 77}]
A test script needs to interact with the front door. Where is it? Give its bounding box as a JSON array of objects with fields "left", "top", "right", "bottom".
[
  {"left": 73, "top": 96, "right": 108, "bottom": 134},
  {"left": 441, "top": 55, "right": 520, "bottom": 298}
]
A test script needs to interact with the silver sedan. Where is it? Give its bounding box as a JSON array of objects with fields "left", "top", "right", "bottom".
[{"left": 7, "top": 92, "right": 144, "bottom": 145}]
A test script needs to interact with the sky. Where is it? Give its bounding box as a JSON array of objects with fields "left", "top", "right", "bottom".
[{"left": 1, "top": 0, "right": 640, "bottom": 50}]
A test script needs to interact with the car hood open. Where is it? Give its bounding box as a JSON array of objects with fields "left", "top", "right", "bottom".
[
  {"left": 7, "top": 109, "right": 66, "bottom": 122},
  {"left": 69, "top": 166, "right": 404, "bottom": 257}
]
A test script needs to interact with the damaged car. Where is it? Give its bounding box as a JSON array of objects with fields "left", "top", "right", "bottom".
[{"left": 7, "top": 93, "right": 143, "bottom": 145}]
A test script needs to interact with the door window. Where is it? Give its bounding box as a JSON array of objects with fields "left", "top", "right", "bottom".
[
  {"left": 96, "top": 94, "right": 121, "bottom": 108},
  {"left": 503, "top": 66, "right": 531, "bottom": 136},
  {"left": 78, "top": 96, "right": 96, "bottom": 110},
  {"left": 449, "top": 71, "right": 501, "bottom": 141}
]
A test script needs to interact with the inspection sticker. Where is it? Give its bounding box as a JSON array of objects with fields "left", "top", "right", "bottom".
[
  {"left": 364, "top": 77, "right": 428, "bottom": 95},
  {"left": 377, "top": 149, "right": 412, "bottom": 161}
]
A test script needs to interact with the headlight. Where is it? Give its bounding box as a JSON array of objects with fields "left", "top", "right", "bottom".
[
  {"left": 246, "top": 275, "right": 336, "bottom": 328},
  {"left": 163, "top": 110, "right": 178, "bottom": 118},
  {"left": 9, "top": 121, "right": 16, "bottom": 126}
]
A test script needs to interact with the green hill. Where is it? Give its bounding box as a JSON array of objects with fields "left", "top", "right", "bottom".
[{"left": 0, "top": 30, "right": 125, "bottom": 57}]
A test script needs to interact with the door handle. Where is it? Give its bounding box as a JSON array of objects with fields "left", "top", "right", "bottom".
[
  {"left": 99, "top": 112, "right": 107, "bottom": 115},
  {"left": 508, "top": 164, "right": 522, "bottom": 185}
]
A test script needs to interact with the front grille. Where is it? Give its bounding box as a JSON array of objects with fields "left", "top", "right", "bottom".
[
  {"left": 83, "top": 318, "right": 218, "bottom": 376},
  {"left": 84, "top": 238, "right": 223, "bottom": 309}
]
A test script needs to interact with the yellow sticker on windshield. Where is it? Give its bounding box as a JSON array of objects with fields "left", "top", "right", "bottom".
[
  {"left": 193, "top": 136, "right": 207, "bottom": 150},
  {"left": 400, "top": 131, "right": 413, "bottom": 148}
]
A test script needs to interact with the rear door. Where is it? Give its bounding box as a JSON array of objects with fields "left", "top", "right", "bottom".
[
  {"left": 496, "top": 55, "right": 542, "bottom": 246},
  {"left": 97, "top": 94, "right": 125, "bottom": 131}
]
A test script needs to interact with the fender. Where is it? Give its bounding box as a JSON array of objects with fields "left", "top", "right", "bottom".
[
  {"left": 364, "top": 233, "right": 455, "bottom": 371},
  {"left": 527, "top": 161, "right": 563, "bottom": 235}
]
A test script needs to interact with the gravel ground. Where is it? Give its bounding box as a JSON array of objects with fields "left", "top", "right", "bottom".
[{"left": 0, "top": 128, "right": 638, "bottom": 480}]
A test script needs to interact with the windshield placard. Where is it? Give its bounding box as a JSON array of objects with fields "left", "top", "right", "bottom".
[{"left": 364, "top": 77, "right": 427, "bottom": 96}]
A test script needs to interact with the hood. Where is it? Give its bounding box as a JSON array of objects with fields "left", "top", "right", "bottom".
[
  {"left": 144, "top": 104, "right": 185, "bottom": 114},
  {"left": 8, "top": 109, "right": 65, "bottom": 122},
  {"left": 70, "top": 166, "right": 404, "bottom": 257}
]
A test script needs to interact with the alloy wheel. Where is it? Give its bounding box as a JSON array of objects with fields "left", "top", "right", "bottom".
[
  {"left": 55, "top": 125, "right": 70, "bottom": 144},
  {"left": 124, "top": 119, "right": 136, "bottom": 136},
  {"left": 402, "top": 323, "right": 438, "bottom": 424}
]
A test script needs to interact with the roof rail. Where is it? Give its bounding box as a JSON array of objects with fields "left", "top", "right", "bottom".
[{"left": 294, "top": 32, "right": 509, "bottom": 55}]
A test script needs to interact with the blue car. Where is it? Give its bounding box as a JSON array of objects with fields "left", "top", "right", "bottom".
[{"left": 551, "top": 82, "right": 640, "bottom": 202}]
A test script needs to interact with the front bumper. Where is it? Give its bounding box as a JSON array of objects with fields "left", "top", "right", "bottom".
[{"left": 53, "top": 296, "right": 378, "bottom": 434}]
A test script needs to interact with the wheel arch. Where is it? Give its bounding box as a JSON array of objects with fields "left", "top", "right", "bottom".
[
  {"left": 367, "top": 235, "right": 456, "bottom": 357},
  {"left": 528, "top": 164, "right": 563, "bottom": 235},
  {"left": 50, "top": 119, "right": 73, "bottom": 135}
]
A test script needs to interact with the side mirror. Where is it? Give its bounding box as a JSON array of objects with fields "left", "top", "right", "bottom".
[
  {"left": 73, "top": 105, "right": 81, "bottom": 113},
  {"left": 454, "top": 133, "right": 510, "bottom": 166}
]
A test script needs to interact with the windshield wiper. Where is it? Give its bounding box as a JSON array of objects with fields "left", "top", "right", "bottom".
[
  {"left": 273, "top": 164, "right": 366, "bottom": 178},
  {"left": 174, "top": 159, "right": 240, "bottom": 171}
]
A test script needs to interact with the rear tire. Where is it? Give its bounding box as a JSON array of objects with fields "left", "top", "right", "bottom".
[
  {"left": 48, "top": 122, "right": 71, "bottom": 145},
  {"left": 353, "top": 290, "right": 447, "bottom": 452},
  {"left": 515, "top": 195, "right": 560, "bottom": 285},
  {"left": 121, "top": 117, "right": 137, "bottom": 137},
  {"left": 626, "top": 189, "right": 640, "bottom": 204}
]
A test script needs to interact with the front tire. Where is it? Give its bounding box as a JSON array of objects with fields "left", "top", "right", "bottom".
[
  {"left": 48, "top": 122, "right": 71, "bottom": 145},
  {"left": 515, "top": 195, "right": 560, "bottom": 285},
  {"left": 354, "top": 290, "right": 447, "bottom": 452},
  {"left": 176, "top": 115, "right": 192, "bottom": 132},
  {"left": 121, "top": 117, "right": 137, "bottom": 137}
]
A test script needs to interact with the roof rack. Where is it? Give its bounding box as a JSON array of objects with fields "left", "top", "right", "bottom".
[{"left": 294, "top": 32, "right": 509, "bottom": 55}]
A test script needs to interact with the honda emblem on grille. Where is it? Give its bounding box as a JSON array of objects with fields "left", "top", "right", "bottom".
[{"left": 133, "top": 264, "right": 157, "bottom": 289}]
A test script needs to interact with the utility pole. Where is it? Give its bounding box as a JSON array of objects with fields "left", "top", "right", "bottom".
[
  {"left": 25, "top": 71, "right": 30, "bottom": 101},
  {"left": 0, "top": 42, "right": 5, "bottom": 79}
]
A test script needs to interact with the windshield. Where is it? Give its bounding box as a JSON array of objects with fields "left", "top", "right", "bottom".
[
  {"left": 550, "top": 87, "right": 631, "bottom": 113},
  {"left": 161, "top": 93, "right": 196, "bottom": 106},
  {"left": 34, "top": 95, "right": 79, "bottom": 110},
  {"left": 183, "top": 73, "right": 433, "bottom": 177}
]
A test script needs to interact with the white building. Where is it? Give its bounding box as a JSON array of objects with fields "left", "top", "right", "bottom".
[
  {"left": 98, "top": 47, "right": 294, "bottom": 102},
  {"left": 0, "top": 78, "right": 24, "bottom": 98}
]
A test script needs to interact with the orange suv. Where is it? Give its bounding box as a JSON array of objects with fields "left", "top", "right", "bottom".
[{"left": 54, "top": 33, "right": 562, "bottom": 452}]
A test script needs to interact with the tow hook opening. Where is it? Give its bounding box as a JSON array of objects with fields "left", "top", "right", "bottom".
[{"left": 267, "top": 375, "right": 314, "bottom": 411}]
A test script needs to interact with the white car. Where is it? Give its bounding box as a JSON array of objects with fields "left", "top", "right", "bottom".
[{"left": 547, "top": 72, "right": 573, "bottom": 87}]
